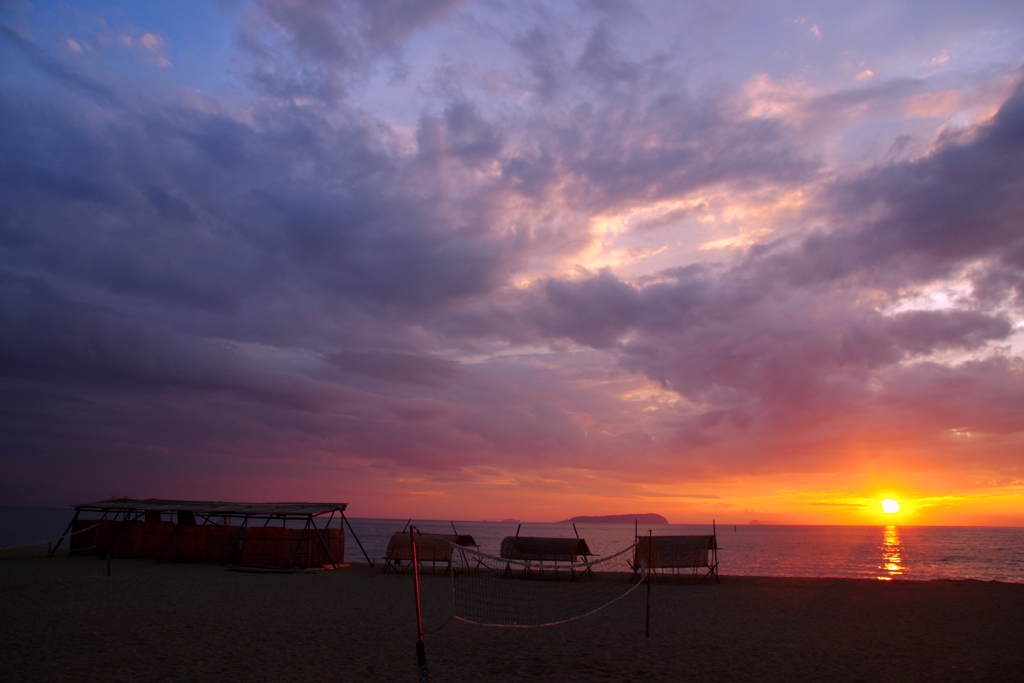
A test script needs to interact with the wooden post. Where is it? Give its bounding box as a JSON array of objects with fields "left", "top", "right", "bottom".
[{"left": 410, "top": 527, "right": 428, "bottom": 682}]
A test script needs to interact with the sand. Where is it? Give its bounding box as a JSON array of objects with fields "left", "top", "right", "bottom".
[{"left": 2, "top": 556, "right": 1022, "bottom": 682}]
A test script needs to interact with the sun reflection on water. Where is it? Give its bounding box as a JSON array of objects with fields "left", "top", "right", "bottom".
[{"left": 878, "top": 525, "right": 905, "bottom": 580}]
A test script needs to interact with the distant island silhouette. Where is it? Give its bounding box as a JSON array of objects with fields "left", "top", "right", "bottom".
[{"left": 559, "top": 513, "right": 669, "bottom": 525}]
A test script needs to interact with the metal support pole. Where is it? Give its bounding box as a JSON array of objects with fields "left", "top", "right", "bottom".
[
  {"left": 50, "top": 509, "right": 79, "bottom": 556},
  {"left": 411, "top": 526, "right": 428, "bottom": 683},
  {"left": 157, "top": 520, "right": 182, "bottom": 563},
  {"left": 223, "top": 515, "right": 249, "bottom": 565},
  {"left": 712, "top": 519, "right": 720, "bottom": 582},
  {"left": 292, "top": 517, "right": 311, "bottom": 568},
  {"left": 310, "top": 514, "right": 337, "bottom": 569},
  {"left": 342, "top": 513, "right": 374, "bottom": 566},
  {"left": 645, "top": 529, "right": 652, "bottom": 638},
  {"left": 101, "top": 510, "right": 129, "bottom": 564}
]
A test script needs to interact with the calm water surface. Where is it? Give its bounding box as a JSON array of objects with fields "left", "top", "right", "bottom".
[
  {"left": 345, "top": 519, "right": 1024, "bottom": 583},
  {"left": 3, "top": 509, "right": 1022, "bottom": 582}
]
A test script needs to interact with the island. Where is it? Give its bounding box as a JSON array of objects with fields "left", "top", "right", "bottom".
[{"left": 558, "top": 513, "right": 669, "bottom": 525}]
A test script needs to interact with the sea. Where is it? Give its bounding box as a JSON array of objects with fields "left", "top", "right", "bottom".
[{"left": 3, "top": 508, "right": 1022, "bottom": 583}]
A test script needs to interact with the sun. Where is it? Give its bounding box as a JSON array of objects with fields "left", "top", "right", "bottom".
[{"left": 881, "top": 499, "right": 900, "bottom": 514}]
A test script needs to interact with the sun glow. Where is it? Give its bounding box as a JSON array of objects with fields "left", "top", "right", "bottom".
[{"left": 881, "top": 499, "right": 900, "bottom": 514}]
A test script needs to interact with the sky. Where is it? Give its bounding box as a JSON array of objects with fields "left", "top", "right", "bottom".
[{"left": 2, "top": 0, "right": 1023, "bottom": 525}]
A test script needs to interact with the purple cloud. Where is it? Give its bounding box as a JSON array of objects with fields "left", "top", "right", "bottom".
[{"left": 1, "top": 2, "right": 1023, "bottom": 521}]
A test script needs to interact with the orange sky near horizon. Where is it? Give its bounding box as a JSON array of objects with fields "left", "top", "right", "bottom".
[{"left": 183, "top": 456, "right": 1024, "bottom": 526}]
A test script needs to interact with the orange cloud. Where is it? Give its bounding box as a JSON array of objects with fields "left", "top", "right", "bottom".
[{"left": 905, "top": 90, "right": 961, "bottom": 118}]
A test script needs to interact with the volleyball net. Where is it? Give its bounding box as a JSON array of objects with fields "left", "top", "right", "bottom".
[{"left": 448, "top": 540, "right": 644, "bottom": 627}]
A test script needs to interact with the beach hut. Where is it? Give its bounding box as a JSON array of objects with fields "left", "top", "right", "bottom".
[{"left": 51, "top": 498, "right": 373, "bottom": 569}]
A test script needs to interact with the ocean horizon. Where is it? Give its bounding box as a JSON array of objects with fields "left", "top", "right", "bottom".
[{"left": 3, "top": 507, "right": 1022, "bottom": 583}]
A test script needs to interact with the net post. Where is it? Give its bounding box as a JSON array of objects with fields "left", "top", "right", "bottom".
[
  {"left": 645, "top": 529, "right": 652, "bottom": 638},
  {"left": 712, "top": 518, "right": 719, "bottom": 582},
  {"left": 411, "top": 526, "right": 428, "bottom": 682}
]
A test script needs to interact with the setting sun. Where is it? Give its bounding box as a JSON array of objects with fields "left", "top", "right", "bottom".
[{"left": 882, "top": 499, "right": 901, "bottom": 514}]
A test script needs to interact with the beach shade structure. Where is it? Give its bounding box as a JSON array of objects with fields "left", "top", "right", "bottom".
[
  {"left": 499, "top": 536, "right": 594, "bottom": 579},
  {"left": 382, "top": 530, "right": 477, "bottom": 574},
  {"left": 629, "top": 527, "right": 719, "bottom": 583},
  {"left": 50, "top": 498, "right": 374, "bottom": 569}
]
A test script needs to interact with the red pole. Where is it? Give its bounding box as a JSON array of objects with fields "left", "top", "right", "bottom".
[{"left": 410, "top": 527, "right": 428, "bottom": 682}]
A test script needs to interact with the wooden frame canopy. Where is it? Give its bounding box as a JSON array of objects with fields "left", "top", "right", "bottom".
[
  {"left": 70, "top": 499, "right": 349, "bottom": 517},
  {"left": 630, "top": 522, "right": 720, "bottom": 583},
  {"left": 50, "top": 498, "right": 374, "bottom": 568},
  {"left": 382, "top": 530, "right": 478, "bottom": 574},
  {"left": 499, "top": 536, "right": 595, "bottom": 579}
]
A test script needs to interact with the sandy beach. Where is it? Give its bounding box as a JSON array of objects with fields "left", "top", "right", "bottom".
[{"left": 2, "top": 556, "right": 1022, "bottom": 682}]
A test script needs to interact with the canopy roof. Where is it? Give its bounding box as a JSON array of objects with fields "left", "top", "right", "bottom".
[
  {"left": 73, "top": 498, "right": 346, "bottom": 517},
  {"left": 500, "top": 536, "right": 592, "bottom": 561}
]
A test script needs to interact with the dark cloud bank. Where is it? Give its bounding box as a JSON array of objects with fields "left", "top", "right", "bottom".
[{"left": 1, "top": 3, "right": 1022, "bottom": 505}]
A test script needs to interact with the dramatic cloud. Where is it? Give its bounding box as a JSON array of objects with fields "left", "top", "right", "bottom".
[
  {"left": 238, "top": 0, "right": 466, "bottom": 102},
  {"left": 1, "top": 0, "right": 1023, "bottom": 523}
]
